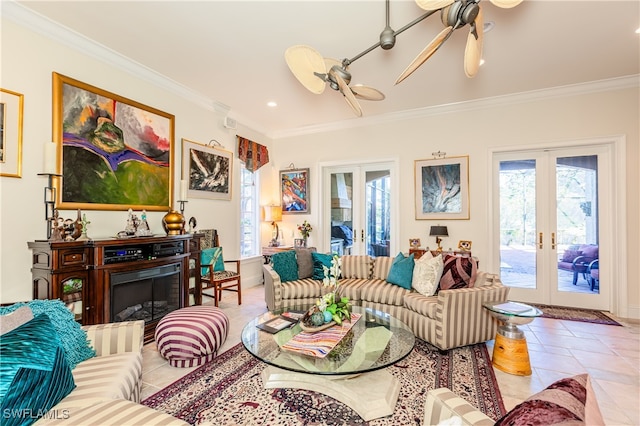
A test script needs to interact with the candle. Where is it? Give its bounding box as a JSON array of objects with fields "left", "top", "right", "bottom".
[
  {"left": 43, "top": 142, "right": 57, "bottom": 174},
  {"left": 180, "top": 180, "right": 188, "bottom": 200}
]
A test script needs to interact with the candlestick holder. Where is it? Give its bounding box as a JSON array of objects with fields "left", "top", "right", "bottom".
[
  {"left": 177, "top": 200, "right": 188, "bottom": 216},
  {"left": 37, "top": 173, "right": 62, "bottom": 239}
]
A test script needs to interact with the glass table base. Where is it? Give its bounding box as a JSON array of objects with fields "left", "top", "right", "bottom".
[{"left": 261, "top": 366, "right": 401, "bottom": 421}]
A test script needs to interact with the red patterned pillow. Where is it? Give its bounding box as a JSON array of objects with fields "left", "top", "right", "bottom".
[
  {"left": 495, "top": 374, "right": 604, "bottom": 426},
  {"left": 438, "top": 255, "right": 477, "bottom": 290}
]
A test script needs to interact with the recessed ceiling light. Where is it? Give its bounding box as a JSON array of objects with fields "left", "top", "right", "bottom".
[
  {"left": 480, "top": 59, "right": 485, "bottom": 66},
  {"left": 636, "top": 27, "right": 640, "bottom": 34},
  {"left": 267, "top": 101, "right": 277, "bottom": 108}
]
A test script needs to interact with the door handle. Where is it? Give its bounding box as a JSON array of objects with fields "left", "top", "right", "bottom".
[
  {"left": 551, "top": 232, "right": 556, "bottom": 250},
  {"left": 538, "top": 232, "right": 543, "bottom": 249},
  {"left": 361, "top": 229, "right": 364, "bottom": 243}
]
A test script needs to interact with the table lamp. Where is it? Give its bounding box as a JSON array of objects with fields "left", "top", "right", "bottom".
[
  {"left": 263, "top": 205, "right": 282, "bottom": 247},
  {"left": 429, "top": 226, "right": 448, "bottom": 253}
]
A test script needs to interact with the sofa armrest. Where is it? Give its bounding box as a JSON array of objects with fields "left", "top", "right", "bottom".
[
  {"left": 263, "top": 264, "right": 283, "bottom": 311},
  {"left": 82, "top": 320, "right": 144, "bottom": 357},
  {"left": 424, "top": 388, "right": 494, "bottom": 426},
  {"left": 434, "top": 282, "right": 510, "bottom": 350}
]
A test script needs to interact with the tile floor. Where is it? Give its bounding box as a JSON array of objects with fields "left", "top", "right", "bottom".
[{"left": 142, "top": 285, "right": 640, "bottom": 425}]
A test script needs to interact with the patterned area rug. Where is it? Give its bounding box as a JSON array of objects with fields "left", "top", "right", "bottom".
[
  {"left": 531, "top": 303, "right": 622, "bottom": 326},
  {"left": 143, "top": 340, "right": 505, "bottom": 425}
]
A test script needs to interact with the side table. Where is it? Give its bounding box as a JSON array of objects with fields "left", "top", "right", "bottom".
[{"left": 483, "top": 301, "right": 542, "bottom": 376}]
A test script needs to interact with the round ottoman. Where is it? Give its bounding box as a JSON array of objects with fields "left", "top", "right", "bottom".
[{"left": 155, "top": 305, "right": 229, "bottom": 368}]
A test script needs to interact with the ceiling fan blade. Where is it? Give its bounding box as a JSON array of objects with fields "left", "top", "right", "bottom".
[
  {"left": 395, "top": 26, "right": 453, "bottom": 85},
  {"left": 489, "top": 0, "right": 522, "bottom": 8},
  {"left": 464, "top": 6, "right": 483, "bottom": 78},
  {"left": 284, "top": 45, "right": 327, "bottom": 95},
  {"left": 335, "top": 73, "right": 362, "bottom": 117},
  {"left": 416, "top": 0, "right": 455, "bottom": 11},
  {"left": 351, "top": 84, "right": 385, "bottom": 101},
  {"left": 324, "top": 58, "right": 341, "bottom": 72}
]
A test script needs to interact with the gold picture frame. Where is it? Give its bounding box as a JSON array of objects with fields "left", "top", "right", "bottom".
[
  {"left": 458, "top": 240, "right": 472, "bottom": 251},
  {"left": 409, "top": 238, "right": 421, "bottom": 249},
  {"left": 52, "top": 72, "right": 175, "bottom": 211},
  {"left": 0, "top": 88, "right": 24, "bottom": 178}
]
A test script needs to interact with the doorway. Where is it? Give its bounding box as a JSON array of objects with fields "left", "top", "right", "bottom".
[
  {"left": 321, "top": 161, "right": 396, "bottom": 256},
  {"left": 493, "top": 145, "right": 611, "bottom": 311}
]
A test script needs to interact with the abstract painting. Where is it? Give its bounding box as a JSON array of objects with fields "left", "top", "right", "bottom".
[
  {"left": 52, "top": 73, "right": 174, "bottom": 210},
  {"left": 280, "top": 168, "right": 309, "bottom": 214},
  {"left": 0, "top": 88, "right": 24, "bottom": 178},
  {"left": 414, "top": 156, "right": 469, "bottom": 220},
  {"left": 182, "top": 139, "right": 232, "bottom": 200}
]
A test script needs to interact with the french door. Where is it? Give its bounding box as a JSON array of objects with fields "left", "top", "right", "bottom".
[
  {"left": 321, "top": 162, "right": 396, "bottom": 256},
  {"left": 493, "top": 145, "right": 611, "bottom": 310}
]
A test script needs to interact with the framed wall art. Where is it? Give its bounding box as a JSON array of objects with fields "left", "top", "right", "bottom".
[
  {"left": 52, "top": 73, "right": 175, "bottom": 211},
  {"left": 0, "top": 88, "right": 24, "bottom": 178},
  {"left": 280, "top": 168, "right": 309, "bottom": 214},
  {"left": 182, "top": 138, "right": 233, "bottom": 201},
  {"left": 414, "top": 156, "right": 469, "bottom": 220}
]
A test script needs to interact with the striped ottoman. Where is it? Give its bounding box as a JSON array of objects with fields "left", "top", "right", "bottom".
[{"left": 155, "top": 306, "right": 229, "bottom": 368}]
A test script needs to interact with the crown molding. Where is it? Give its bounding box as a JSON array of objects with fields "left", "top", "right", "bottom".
[{"left": 270, "top": 74, "right": 640, "bottom": 139}]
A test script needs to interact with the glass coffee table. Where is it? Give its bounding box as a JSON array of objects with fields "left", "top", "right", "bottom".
[
  {"left": 241, "top": 305, "right": 415, "bottom": 421},
  {"left": 483, "top": 300, "right": 543, "bottom": 376}
]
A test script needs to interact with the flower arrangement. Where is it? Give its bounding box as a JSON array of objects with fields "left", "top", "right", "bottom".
[
  {"left": 303, "top": 255, "right": 351, "bottom": 328},
  {"left": 297, "top": 220, "right": 312, "bottom": 239}
]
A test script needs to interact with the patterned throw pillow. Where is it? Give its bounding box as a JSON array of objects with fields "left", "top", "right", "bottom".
[
  {"left": 271, "top": 250, "right": 299, "bottom": 282},
  {"left": 311, "top": 252, "right": 334, "bottom": 280},
  {"left": 0, "top": 300, "right": 95, "bottom": 369},
  {"left": 386, "top": 252, "right": 415, "bottom": 290},
  {"left": 0, "top": 314, "right": 76, "bottom": 426},
  {"left": 495, "top": 374, "right": 604, "bottom": 425},
  {"left": 412, "top": 254, "right": 444, "bottom": 296},
  {"left": 438, "top": 255, "right": 478, "bottom": 291}
]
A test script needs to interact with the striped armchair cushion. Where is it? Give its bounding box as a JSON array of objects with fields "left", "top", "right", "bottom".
[
  {"left": 281, "top": 278, "right": 325, "bottom": 300},
  {"left": 35, "top": 399, "right": 189, "bottom": 425},
  {"left": 338, "top": 278, "right": 369, "bottom": 302},
  {"left": 424, "top": 388, "right": 494, "bottom": 426},
  {"left": 404, "top": 292, "right": 439, "bottom": 318},
  {"left": 54, "top": 351, "right": 143, "bottom": 410},
  {"left": 341, "top": 255, "right": 372, "bottom": 279}
]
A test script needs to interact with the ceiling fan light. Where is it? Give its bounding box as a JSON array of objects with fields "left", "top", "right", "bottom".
[{"left": 380, "top": 26, "right": 396, "bottom": 50}]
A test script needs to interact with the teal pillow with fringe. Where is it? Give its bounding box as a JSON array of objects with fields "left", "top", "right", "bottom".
[
  {"left": 0, "top": 314, "right": 76, "bottom": 426},
  {"left": 271, "top": 250, "right": 299, "bottom": 282},
  {"left": 0, "top": 300, "right": 95, "bottom": 369},
  {"left": 312, "top": 252, "right": 334, "bottom": 280}
]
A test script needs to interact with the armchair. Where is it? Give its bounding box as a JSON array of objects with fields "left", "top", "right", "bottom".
[
  {"left": 557, "top": 244, "right": 599, "bottom": 286},
  {"left": 587, "top": 259, "right": 599, "bottom": 291},
  {"left": 201, "top": 246, "right": 242, "bottom": 307}
]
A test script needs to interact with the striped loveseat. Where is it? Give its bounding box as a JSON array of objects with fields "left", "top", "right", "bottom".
[
  {"left": 35, "top": 320, "right": 187, "bottom": 425},
  {"left": 264, "top": 254, "right": 510, "bottom": 351}
]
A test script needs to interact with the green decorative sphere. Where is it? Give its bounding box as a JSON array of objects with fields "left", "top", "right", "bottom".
[{"left": 311, "top": 312, "right": 325, "bottom": 326}]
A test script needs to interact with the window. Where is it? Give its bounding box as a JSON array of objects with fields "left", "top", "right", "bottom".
[{"left": 240, "top": 165, "right": 259, "bottom": 257}]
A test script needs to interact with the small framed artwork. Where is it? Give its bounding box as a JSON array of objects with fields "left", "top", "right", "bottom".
[
  {"left": 52, "top": 73, "right": 174, "bottom": 210},
  {"left": 182, "top": 138, "right": 233, "bottom": 201},
  {"left": 458, "top": 240, "right": 472, "bottom": 251},
  {"left": 0, "top": 88, "right": 24, "bottom": 178},
  {"left": 280, "top": 168, "right": 309, "bottom": 214},
  {"left": 294, "top": 238, "right": 306, "bottom": 248},
  {"left": 415, "top": 156, "right": 469, "bottom": 220},
  {"left": 409, "top": 238, "right": 421, "bottom": 249}
]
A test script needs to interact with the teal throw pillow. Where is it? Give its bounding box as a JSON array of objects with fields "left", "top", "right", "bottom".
[
  {"left": 0, "top": 300, "right": 95, "bottom": 369},
  {"left": 0, "top": 314, "right": 76, "bottom": 426},
  {"left": 200, "top": 247, "right": 225, "bottom": 276},
  {"left": 271, "top": 250, "right": 299, "bottom": 282},
  {"left": 312, "top": 252, "right": 334, "bottom": 280},
  {"left": 387, "top": 252, "right": 415, "bottom": 290}
]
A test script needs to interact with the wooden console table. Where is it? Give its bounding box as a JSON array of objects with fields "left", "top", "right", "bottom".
[
  {"left": 409, "top": 248, "right": 472, "bottom": 259},
  {"left": 28, "top": 234, "right": 194, "bottom": 342}
]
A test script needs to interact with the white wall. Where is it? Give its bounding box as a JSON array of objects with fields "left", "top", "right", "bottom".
[
  {"left": 0, "top": 19, "right": 271, "bottom": 303},
  {"left": 268, "top": 88, "right": 640, "bottom": 318}
]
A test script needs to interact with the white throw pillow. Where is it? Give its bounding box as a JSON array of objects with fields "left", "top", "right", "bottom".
[{"left": 412, "top": 253, "right": 443, "bottom": 296}]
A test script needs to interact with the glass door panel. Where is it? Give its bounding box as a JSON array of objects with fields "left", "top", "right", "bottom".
[{"left": 366, "top": 170, "right": 391, "bottom": 257}]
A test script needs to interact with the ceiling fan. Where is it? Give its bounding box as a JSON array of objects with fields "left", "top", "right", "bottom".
[
  {"left": 396, "top": 0, "right": 522, "bottom": 83},
  {"left": 285, "top": 0, "right": 522, "bottom": 116}
]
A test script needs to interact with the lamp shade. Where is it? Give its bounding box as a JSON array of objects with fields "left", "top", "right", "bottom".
[
  {"left": 429, "top": 226, "right": 448, "bottom": 237},
  {"left": 263, "top": 205, "right": 282, "bottom": 222}
]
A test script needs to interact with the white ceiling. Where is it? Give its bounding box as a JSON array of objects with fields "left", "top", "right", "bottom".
[{"left": 9, "top": 0, "right": 640, "bottom": 138}]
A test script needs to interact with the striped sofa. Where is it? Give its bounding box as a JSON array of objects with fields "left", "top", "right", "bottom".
[
  {"left": 264, "top": 254, "right": 510, "bottom": 351},
  {"left": 35, "top": 320, "right": 187, "bottom": 425}
]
